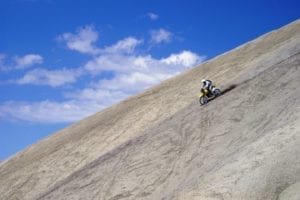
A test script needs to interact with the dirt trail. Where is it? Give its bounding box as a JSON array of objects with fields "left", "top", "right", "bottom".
[{"left": 0, "top": 20, "right": 299, "bottom": 200}]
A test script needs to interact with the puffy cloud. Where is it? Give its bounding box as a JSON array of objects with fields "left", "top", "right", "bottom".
[
  {"left": 1, "top": 26, "right": 206, "bottom": 123},
  {"left": 85, "top": 50, "right": 204, "bottom": 77},
  {"left": 0, "top": 89, "right": 129, "bottom": 123},
  {"left": 63, "top": 88, "right": 130, "bottom": 114},
  {"left": 15, "top": 68, "right": 82, "bottom": 87},
  {"left": 103, "top": 37, "right": 143, "bottom": 54},
  {"left": 97, "top": 71, "right": 172, "bottom": 93},
  {"left": 0, "top": 100, "right": 104, "bottom": 123},
  {"left": 84, "top": 37, "right": 143, "bottom": 74},
  {"left": 161, "top": 50, "right": 206, "bottom": 67},
  {"left": 58, "top": 26, "right": 142, "bottom": 56},
  {"left": 150, "top": 29, "right": 172, "bottom": 44},
  {"left": 95, "top": 52, "right": 202, "bottom": 92},
  {"left": 14, "top": 54, "right": 43, "bottom": 69},
  {"left": 147, "top": 12, "right": 159, "bottom": 20},
  {"left": 1, "top": 49, "right": 204, "bottom": 123},
  {"left": 65, "top": 88, "right": 128, "bottom": 102},
  {"left": 59, "top": 25, "right": 100, "bottom": 55},
  {"left": 84, "top": 54, "right": 138, "bottom": 74},
  {"left": 84, "top": 50, "right": 204, "bottom": 98},
  {"left": 0, "top": 54, "right": 43, "bottom": 70}
]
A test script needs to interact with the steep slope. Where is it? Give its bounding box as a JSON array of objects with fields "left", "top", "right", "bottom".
[{"left": 0, "top": 20, "right": 299, "bottom": 200}]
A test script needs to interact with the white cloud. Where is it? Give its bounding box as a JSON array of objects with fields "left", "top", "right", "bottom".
[
  {"left": 103, "top": 37, "right": 143, "bottom": 54},
  {"left": 94, "top": 51, "right": 204, "bottom": 92},
  {"left": 84, "top": 37, "right": 143, "bottom": 74},
  {"left": 1, "top": 26, "right": 206, "bottom": 123},
  {"left": 15, "top": 68, "right": 82, "bottom": 87},
  {"left": 1, "top": 49, "right": 205, "bottom": 123},
  {"left": 161, "top": 50, "right": 205, "bottom": 67},
  {"left": 0, "top": 88, "right": 129, "bottom": 123},
  {"left": 147, "top": 12, "right": 159, "bottom": 20},
  {"left": 65, "top": 88, "right": 128, "bottom": 102},
  {"left": 85, "top": 50, "right": 204, "bottom": 77},
  {"left": 59, "top": 27, "right": 142, "bottom": 56},
  {"left": 0, "top": 54, "right": 43, "bottom": 70},
  {"left": 59, "top": 25, "right": 100, "bottom": 55},
  {"left": 14, "top": 54, "right": 43, "bottom": 69},
  {"left": 97, "top": 71, "right": 172, "bottom": 93},
  {"left": 84, "top": 54, "right": 137, "bottom": 74},
  {"left": 83, "top": 50, "right": 204, "bottom": 101},
  {"left": 0, "top": 100, "right": 103, "bottom": 123},
  {"left": 150, "top": 29, "right": 172, "bottom": 44}
]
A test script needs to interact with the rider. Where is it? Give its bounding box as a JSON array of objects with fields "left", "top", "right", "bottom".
[{"left": 201, "top": 79, "right": 213, "bottom": 94}]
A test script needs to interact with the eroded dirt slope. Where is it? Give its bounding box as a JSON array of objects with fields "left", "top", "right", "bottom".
[{"left": 0, "top": 20, "right": 299, "bottom": 200}]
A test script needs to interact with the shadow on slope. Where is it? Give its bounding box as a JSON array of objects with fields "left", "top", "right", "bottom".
[
  {"left": 220, "top": 84, "right": 237, "bottom": 96},
  {"left": 203, "top": 84, "right": 237, "bottom": 105}
]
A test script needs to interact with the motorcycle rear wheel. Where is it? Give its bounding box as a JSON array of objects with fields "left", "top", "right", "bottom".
[{"left": 213, "top": 88, "right": 221, "bottom": 96}]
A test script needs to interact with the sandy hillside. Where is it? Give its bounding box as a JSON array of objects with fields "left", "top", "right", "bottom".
[{"left": 0, "top": 20, "right": 299, "bottom": 200}]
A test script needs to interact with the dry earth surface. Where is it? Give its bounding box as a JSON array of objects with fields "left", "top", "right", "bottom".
[{"left": 0, "top": 20, "right": 300, "bottom": 200}]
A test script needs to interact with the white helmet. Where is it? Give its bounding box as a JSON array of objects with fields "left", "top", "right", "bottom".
[{"left": 201, "top": 79, "right": 207, "bottom": 83}]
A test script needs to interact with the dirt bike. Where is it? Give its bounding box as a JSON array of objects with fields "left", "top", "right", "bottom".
[{"left": 199, "top": 86, "right": 221, "bottom": 105}]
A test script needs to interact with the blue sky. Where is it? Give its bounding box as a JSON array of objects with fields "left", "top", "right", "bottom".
[{"left": 0, "top": 0, "right": 299, "bottom": 160}]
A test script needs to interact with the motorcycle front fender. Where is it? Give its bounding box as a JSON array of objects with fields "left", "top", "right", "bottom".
[{"left": 199, "top": 89, "right": 209, "bottom": 98}]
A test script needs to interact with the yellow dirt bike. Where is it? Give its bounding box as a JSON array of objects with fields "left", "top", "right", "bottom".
[{"left": 199, "top": 86, "right": 221, "bottom": 105}]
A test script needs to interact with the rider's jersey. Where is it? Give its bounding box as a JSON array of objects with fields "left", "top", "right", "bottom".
[{"left": 202, "top": 80, "right": 212, "bottom": 90}]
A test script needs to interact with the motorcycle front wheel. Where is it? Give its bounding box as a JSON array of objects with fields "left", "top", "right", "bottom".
[{"left": 199, "top": 96, "right": 208, "bottom": 105}]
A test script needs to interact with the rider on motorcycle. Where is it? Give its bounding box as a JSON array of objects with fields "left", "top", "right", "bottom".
[
  {"left": 199, "top": 79, "right": 221, "bottom": 105},
  {"left": 201, "top": 79, "right": 213, "bottom": 94}
]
